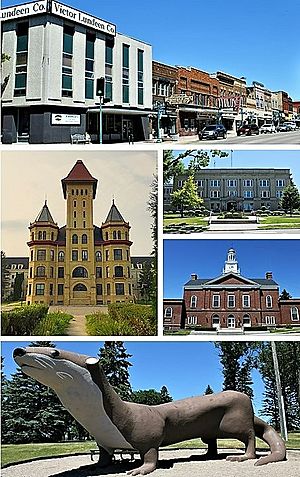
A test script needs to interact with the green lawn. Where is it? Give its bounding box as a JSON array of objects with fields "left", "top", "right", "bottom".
[
  {"left": 164, "top": 216, "right": 208, "bottom": 226},
  {"left": 259, "top": 216, "right": 300, "bottom": 229},
  {"left": 2, "top": 434, "right": 300, "bottom": 467},
  {"left": 1, "top": 441, "right": 96, "bottom": 466}
]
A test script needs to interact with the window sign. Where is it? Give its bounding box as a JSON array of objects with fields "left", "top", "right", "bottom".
[{"left": 51, "top": 114, "right": 81, "bottom": 125}]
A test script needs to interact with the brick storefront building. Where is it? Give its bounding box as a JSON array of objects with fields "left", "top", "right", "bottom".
[
  {"left": 163, "top": 248, "right": 300, "bottom": 332},
  {"left": 152, "top": 61, "right": 178, "bottom": 137},
  {"left": 175, "top": 66, "right": 219, "bottom": 136}
]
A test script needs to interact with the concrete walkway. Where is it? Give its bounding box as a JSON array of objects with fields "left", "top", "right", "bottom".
[
  {"left": 49, "top": 306, "right": 108, "bottom": 336},
  {"left": 2, "top": 449, "right": 300, "bottom": 477}
]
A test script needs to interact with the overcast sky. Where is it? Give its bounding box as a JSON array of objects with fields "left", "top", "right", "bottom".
[{"left": 1, "top": 149, "right": 157, "bottom": 256}]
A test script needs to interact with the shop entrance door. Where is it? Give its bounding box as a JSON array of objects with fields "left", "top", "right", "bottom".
[
  {"left": 122, "top": 119, "right": 133, "bottom": 141},
  {"left": 15, "top": 109, "right": 30, "bottom": 142}
]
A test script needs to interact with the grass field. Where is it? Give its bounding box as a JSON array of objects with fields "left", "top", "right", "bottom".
[
  {"left": 259, "top": 216, "right": 300, "bottom": 229},
  {"left": 2, "top": 434, "right": 300, "bottom": 467},
  {"left": 164, "top": 216, "right": 208, "bottom": 226}
]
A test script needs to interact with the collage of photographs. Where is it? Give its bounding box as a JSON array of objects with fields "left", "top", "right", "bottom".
[{"left": 1, "top": 1, "right": 300, "bottom": 476}]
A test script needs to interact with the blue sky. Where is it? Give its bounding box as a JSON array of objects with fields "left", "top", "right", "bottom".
[
  {"left": 171, "top": 149, "right": 300, "bottom": 188},
  {"left": 3, "top": 0, "right": 299, "bottom": 99},
  {"left": 164, "top": 239, "right": 300, "bottom": 298},
  {"left": 1, "top": 340, "right": 267, "bottom": 416}
]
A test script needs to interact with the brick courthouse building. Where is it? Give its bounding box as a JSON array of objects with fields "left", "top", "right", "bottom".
[{"left": 164, "top": 248, "right": 300, "bottom": 332}]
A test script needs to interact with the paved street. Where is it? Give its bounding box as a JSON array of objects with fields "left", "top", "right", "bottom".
[
  {"left": 2, "top": 449, "right": 300, "bottom": 477},
  {"left": 163, "top": 129, "right": 300, "bottom": 145}
]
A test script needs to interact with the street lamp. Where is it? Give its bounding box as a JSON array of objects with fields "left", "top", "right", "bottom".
[{"left": 96, "top": 77, "right": 105, "bottom": 144}]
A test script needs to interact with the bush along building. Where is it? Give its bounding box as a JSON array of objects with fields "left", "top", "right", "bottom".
[
  {"left": 166, "top": 168, "right": 291, "bottom": 212},
  {"left": 163, "top": 248, "right": 300, "bottom": 332},
  {"left": 1, "top": 1, "right": 152, "bottom": 144},
  {"left": 26, "top": 160, "right": 133, "bottom": 306}
]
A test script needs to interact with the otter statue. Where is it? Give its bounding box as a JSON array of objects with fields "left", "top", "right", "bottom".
[{"left": 13, "top": 347, "right": 286, "bottom": 475}]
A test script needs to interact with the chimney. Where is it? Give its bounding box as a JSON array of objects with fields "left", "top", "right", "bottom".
[
  {"left": 265, "top": 272, "right": 273, "bottom": 280},
  {"left": 191, "top": 273, "right": 198, "bottom": 280}
]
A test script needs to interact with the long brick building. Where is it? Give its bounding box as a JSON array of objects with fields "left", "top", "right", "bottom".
[
  {"left": 165, "top": 167, "right": 291, "bottom": 212},
  {"left": 163, "top": 248, "right": 300, "bottom": 332}
]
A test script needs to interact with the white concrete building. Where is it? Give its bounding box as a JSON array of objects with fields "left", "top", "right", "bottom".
[{"left": 1, "top": 1, "right": 152, "bottom": 143}]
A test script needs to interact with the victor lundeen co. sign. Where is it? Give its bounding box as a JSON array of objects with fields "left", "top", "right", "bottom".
[{"left": 1, "top": 1, "right": 116, "bottom": 36}]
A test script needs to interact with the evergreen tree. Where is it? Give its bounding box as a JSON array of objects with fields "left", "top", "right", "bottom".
[
  {"left": 258, "top": 342, "right": 300, "bottom": 431},
  {"left": 98, "top": 342, "right": 132, "bottom": 400},
  {"left": 2, "top": 367, "right": 66, "bottom": 443},
  {"left": 215, "top": 342, "right": 257, "bottom": 399},
  {"left": 204, "top": 385, "right": 214, "bottom": 395},
  {"left": 1, "top": 251, "right": 10, "bottom": 301},
  {"left": 12, "top": 272, "right": 24, "bottom": 301},
  {"left": 279, "top": 289, "right": 292, "bottom": 300},
  {"left": 160, "top": 385, "right": 173, "bottom": 403},
  {"left": 138, "top": 260, "right": 155, "bottom": 304},
  {"left": 148, "top": 175, "right": 158, "bottom": 317},
  {"left": 280, "top": 183, "right": 300, "bottom": 215},
  {"left": 171, "top": 173, "right": 203, "bottom": 217}
]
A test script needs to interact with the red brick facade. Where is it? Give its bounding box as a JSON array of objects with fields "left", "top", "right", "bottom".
[
  {"left": 163, "top": 250, "right": 300, "bottom": 331},
  {"left": 163, "top": 299, "right": 186, "bottom": 330}
]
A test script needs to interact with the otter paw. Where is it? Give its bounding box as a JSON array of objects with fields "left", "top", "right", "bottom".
[
  {"left": 226, "top": 454, "right": 255, "bottom": 462},
  {"left": 128, "top": 463, "right": 156, "bottom": 475}
]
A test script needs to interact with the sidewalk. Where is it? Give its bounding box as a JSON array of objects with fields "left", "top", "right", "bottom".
[{"left": 3, "top": 449, "right": 299, "bottom": 477}]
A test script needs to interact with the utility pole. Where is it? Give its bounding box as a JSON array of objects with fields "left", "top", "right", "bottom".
[{"left": 271, "top": 341, "right": 288, "bottom": 441}]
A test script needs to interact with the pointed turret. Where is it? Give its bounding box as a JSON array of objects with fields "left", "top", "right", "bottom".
[
  {"left": 35, "top": 200, "right": 56, "bottom": 223},
  {"left": 104, "top": 199, "right": 125, "bottom": 223}
]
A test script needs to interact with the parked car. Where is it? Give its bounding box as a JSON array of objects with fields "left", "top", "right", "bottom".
[
  {"left": 237, "top": 123, "right": 259, "bottom": 136},
  {"left": 259, "top": 124, "right": 276, "bottom": 134},
  {"left": 283, "top": 121, "right": 297, "bottom": 131},
  {"left": 277, "top": 124, "right": 291, "bottom": 132},
  {"left": 198, "top": 124, "right": 227, "bottom": 140}
]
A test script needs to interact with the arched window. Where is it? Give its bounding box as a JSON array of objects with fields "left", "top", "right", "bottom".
[
  {"left": 190, "top": 295, "right": 197, "bottom": 308},
  {"left": 42, "top": 231, "right": 46, "bottom": 240},
  {"left": 95, "top": 251, "right": 102, "bottom": 261},
  {"left": 212, "top": 314, "right": 220, "bottom": 328},
  {"left": 73, "top": 283, "right": 87, "bottom": 291},
  {"left": 51, "top": 232, "right": 54, "bottom": 241},
  {"left": 105, "top": 232, "right": 109, "bottom": 240},
  {"left": 38, "top": 231, "right": 42, "bottom": 240},
  {"left": 72, "top": 267, "right": 88, "bottom": 278},
  {"left": 114, "top": 266, "right": 123, "bottom": 277},
  {"left": 243, "top": 314, "right": 251, "bottom": 327},
  {"left": 36, "top": 266, "right": 45, "bottom": 277},
  {"left": 291, "top": 306, "right": 299, "bottom": 321},
  {"left": 118, "top": 231, "right": 122, "bottom": 239},
  {"left": 164, "top": 307, "right": 173, "bottom": 318},
  {"left": 58, "top": 251, "right": 65, "bottom": 262},
  {"left": 266, "top": 295, "right": 273, "bottom": 308},
  {"left": 82, "top": 234, "right": 87, "bottom": 244},
  {"left": 113, "top": 231, "right": 117, "bottom": 239},
  {"left": 72, "top": 234, "right": 78, "bottom": 244}
]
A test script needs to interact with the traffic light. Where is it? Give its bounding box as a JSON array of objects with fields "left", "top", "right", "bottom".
[{"left": 96, "top": 77, "right": 105, "bottom": 97}]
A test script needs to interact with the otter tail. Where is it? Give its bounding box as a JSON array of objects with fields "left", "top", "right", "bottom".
[{"left": 254, "top": 416, "right": 286, "bottom": 465}]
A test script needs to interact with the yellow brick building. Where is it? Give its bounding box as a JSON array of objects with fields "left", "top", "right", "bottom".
[{"left": 26, "top": 160, "right": 133, "bottom": 306}]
